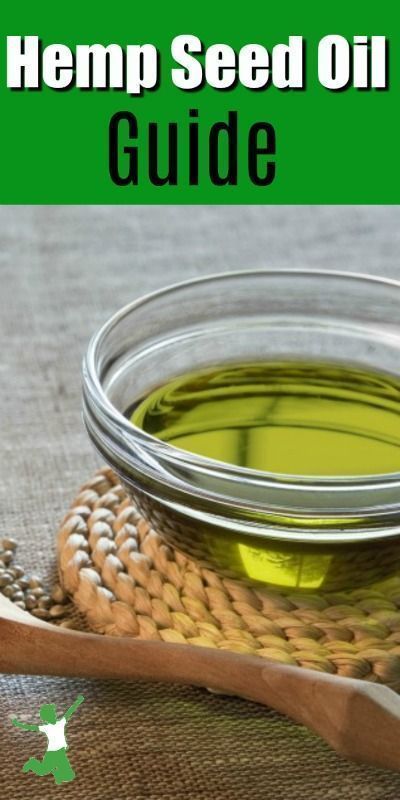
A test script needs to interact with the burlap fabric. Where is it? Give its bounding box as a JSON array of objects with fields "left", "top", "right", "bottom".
[{"left": 2, "top": 205, "right": 400, "bottom": 799}]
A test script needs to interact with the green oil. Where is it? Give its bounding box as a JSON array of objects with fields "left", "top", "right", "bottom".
[
  {"left": 129, "top": 360, "right": 400, "bottom": 477},
  {"left": 127, "top": 360, "right": 400, "bottom": 590}
]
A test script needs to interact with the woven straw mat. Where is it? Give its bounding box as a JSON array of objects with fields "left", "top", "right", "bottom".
[{"left": 57, "top": 467, "right": 400, "bottom": 690}]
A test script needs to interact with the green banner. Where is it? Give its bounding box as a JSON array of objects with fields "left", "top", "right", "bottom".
[{"left": 0, "top": 1, "right": 398, "bottom": 203}]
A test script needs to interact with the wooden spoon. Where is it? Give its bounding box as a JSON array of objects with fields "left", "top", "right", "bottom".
[{"left": 2, "top": 592, "right": 400, "bottom": 771}]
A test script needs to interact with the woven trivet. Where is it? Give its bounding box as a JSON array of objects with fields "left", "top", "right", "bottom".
[{"left": 57, "top": 467, "right": 400, "bottom": 690}]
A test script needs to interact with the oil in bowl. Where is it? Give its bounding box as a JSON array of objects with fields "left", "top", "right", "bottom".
[
  {"left": 125, "top": 359, "right": 400, "bottom": 590},
  {"left": 129, "top": 360, "right": 400, "bottom": 478},
  {"left": 83, "top": 271, "right": 400, "bottom": 591}
]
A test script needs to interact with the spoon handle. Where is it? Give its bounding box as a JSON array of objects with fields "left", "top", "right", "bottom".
[
  {"left": 2, "top": 613, "right": 343, "bottom": 704},
  {"left": 3, "top": 616, "right": 400, "bottom": 771}
]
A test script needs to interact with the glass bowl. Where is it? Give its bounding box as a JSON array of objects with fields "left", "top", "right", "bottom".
[{"left": 82, "top": 270, "right": 400, "bottom": 591}]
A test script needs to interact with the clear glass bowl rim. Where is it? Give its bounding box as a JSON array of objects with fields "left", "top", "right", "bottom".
[{"left": 82, "top": 268, "right": 400, "bottom": 534}]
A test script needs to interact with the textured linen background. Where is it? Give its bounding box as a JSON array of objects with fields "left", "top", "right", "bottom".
[{"left": 1, "top": 205, "right": 400, "bottom": 799}]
